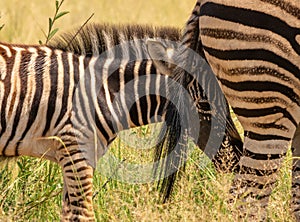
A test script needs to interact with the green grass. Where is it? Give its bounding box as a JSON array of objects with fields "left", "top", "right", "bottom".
[{"left": 0, "top": 1, "right": 296, "bottom": 221}]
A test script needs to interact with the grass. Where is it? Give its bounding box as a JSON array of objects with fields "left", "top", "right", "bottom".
[{"left": 0, "top": 0, "right": 295, "bottom": 221}]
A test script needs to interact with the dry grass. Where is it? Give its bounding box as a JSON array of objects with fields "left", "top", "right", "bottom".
[{"left": 0, "top": 0, "right": 295, "bottom": 221}]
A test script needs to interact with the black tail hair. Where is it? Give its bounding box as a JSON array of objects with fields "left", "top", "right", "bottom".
[{"left": 152, "top": 68, "right": 191, "bottom": 203}]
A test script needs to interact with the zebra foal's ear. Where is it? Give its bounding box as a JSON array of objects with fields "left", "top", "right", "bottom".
[{"left": 146, "top": 39, "right": 175, "bottom": 77}]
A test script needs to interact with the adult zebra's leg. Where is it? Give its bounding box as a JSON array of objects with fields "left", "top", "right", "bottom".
[
  {"left": 211, "top": 109, "right": 243, "bottom": 173},
  {"left": 291, "top": 126, "right": 300, "bottom": 220},
  {"left": 230, "top": 136, "right": 291, "bottom": 219},
  {"left": 57, "top": 143, "right": 95, "bottom": 221}
]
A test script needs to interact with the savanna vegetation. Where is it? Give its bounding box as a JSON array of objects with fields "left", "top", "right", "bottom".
[{"left": 0, "top": 0, "right": 294, "bottom": 221}]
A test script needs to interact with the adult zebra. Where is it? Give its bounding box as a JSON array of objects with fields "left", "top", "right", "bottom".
[
  {"left": 0, "top": 23, "right": 242, "bottom": 221},
  {"left": 147, "top": 0, "right": 300, "bottom": 220}
]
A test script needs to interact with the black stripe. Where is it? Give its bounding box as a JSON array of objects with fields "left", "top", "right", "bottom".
[
  {"left": 62, "top": 149, "right": 84, "bottom": 157},
  {"left": 65, "top": 166, "right": 90, "bottom": 173},
  {"left": 149, "top": 75, "right": 159, "bottom": 121},
  {"left": 140, "top": 96, "right": 148, "bottom": 125},
  {"left": 63, "top": 157, "right": 86, "bottom": 168},
  {"left": 55, "top": 52, "right": 70, "bottom": 127},
  {"left": 150, "top": 62, "right": 157, "bottom": 75},
  {"left": 233, "top": 106, "right": 298, "bottom": 127},
  {"left": 6, "top": 51, "right": 30, "bottom": 155},
  {"left": 260, "top": 0, "right": 300, "bottom": 20},
  {"left": 158, "top": 97, "right": 168, "bottom": 117},
  {"left": 240, "top": 165, "right": 278, "bottom": 176},
  {"left": 200, "top": 2, "right": 300, "bottom": 54},
  {"left": 150, "top": 95, "right": 160, "bottom": 122},
  {"left": 19, "top": 49, "right": 45, "bottom": 148},
  {"left": 244, "top": 148, "right": 285, "bottom": 160},
  {"left": 204, "top": 46, "right": 300, "bottom": 80},
  {"left": 220, "top": 78, "right": 300, "bottom": 106},
  {"left": 0, "top": 48, "right": 16, "bottom": 140},
  {"left": 94, "top": 57, "right": 114, "bottom": 140},
  {"left": 75, "top": 58, "right": 94, "bottom": 133},
  {"left": 43, "top": 51, "right": 58, "bottom": 136},
  {"left": 72, "top": 55, "right": 80, "bottom": 89},
  {"left": 124, "top": 62, "right": 135, "bottom": 84},
  {"left": 137, "top": 66, "right": 148, "bottom": 124},
  {"left": 71, "top": 55, "right": 87, "bottom": 127},
  {"left": 245, "top": 131, "right": 291, "bottom": 141}
]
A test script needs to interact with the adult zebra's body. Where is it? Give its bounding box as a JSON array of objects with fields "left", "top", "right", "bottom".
[
  {"left": 147, "top": 0, "right": 300, "bottom": 219},
  {"left": 0, "top": 24, "right": 242, "bottom": 221}
]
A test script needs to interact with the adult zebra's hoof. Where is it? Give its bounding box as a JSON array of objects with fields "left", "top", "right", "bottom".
[
  {"left": 228, "top": 176, "right": 272, "bottom": 221},
  {"left": 291, "top": 184, "right": 300, "bottom": 222}
]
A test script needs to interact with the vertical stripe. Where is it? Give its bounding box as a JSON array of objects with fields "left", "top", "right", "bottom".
[
  {"left": 133, "top": 61, "right": 144, "bottom": 125},
  {"left": 2, "top": 47, "right": 25, "bottom": 154},
  {"left": 119, "top": 61, "right": 131, "bottom": 128},
  {"left": 145, "top": 60, "right": 152, "bottom": 124},
  {"left": 0, "top": 54, "right": 7, "bottom": 80},
  {"left": 102, "top": 55, "right": 122, "bottom": 132},
  {"left": 89, "top": 56, "right": 111, "bottom": 142},
  {"left": 50, "top": 50, "right": 65, "bottom": 132},
  {"left": 154, "top": 73, "right": 161, "bottom": 123},
  {"left": 43, "top": 49, "right": 58, "bottom": 136},
  {"left": 0, "top": 44, "right": 12, "bottom": 58},
  {"left": 55, "top": 52, "right": 70, "bottom": 127},
  {"left": 15, "top": 47, "right": 39, "bottom": 155}
]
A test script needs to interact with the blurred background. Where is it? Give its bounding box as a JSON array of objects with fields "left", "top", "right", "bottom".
[{"left": 0, "top": 0, "right": 195, "bottom": 43}]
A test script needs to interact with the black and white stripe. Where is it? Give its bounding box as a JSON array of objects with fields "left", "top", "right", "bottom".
[
  {"left": 177, "top": 0, "right": 300, "bottom": 219},
  {"left": 0, "top": 23, "right": 243, "bottom": 220}
]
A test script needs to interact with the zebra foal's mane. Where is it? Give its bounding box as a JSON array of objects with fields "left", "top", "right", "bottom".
[{"left": 48, "top": 23, "right": 181, "bottom": 56}]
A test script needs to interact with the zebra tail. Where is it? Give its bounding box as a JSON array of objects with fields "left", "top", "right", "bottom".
[
  {"left": 153, "top": 105, "right": 187, "bottom": 203},
  {"left": 152, "top": 75, "right": 191, "bottom": 203}
]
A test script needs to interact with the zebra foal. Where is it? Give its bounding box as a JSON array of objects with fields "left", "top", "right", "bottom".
[
  {"left": 147, "top": 0, "right": 300, "bottom": 220},
  {"left": 0, "top": 23, "right": 242, "bottom": 221}
]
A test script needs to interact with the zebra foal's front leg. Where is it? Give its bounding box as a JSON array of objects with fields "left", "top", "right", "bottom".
[{"left": 57, "top": 144, "right": 95, "bottom": 222}]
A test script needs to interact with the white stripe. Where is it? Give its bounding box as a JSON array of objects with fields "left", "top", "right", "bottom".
[
  {"left": 145, "top": 61, "right": 152, "bottom": 124},
  {"left": 134, "top": 61, "right": 144, "bottom": 126},
  {"left": 78, "top": 56, "right": 95, "bottom": 135},
  {"left": 245, "top": 138, "right": 289, "bottom": 155},
  {"left": 88, "top": 56, "right": 110, "bottom": 143},
  {"left": 0, "top": 44, "right": 12, "bottom": 57},
  {"left": 154, "top": 74, "right": 161, "bottom": 123},
  {"left": 0, "top": 47, "right": 24, "bottom": 149},
  {"left": 0, "top": 54, "right": 7, "bottom": 80},
  {"left": 119, "top": 61, "right": 132, "bottom": 128},
  {"left": 50, "top": 50, "right": 64, "bottom": 131},
  {"left": 30, "top": 46, "right": 52, "bottom": 136},
  {"left": 16, "top": 47, "right": 39, "bottom": 138},
  {"left": 6, "top": 47, "right": 24, "bottom": 121},
  {"left": 102, "top": 56, "right": 122, "bottom": 132}
]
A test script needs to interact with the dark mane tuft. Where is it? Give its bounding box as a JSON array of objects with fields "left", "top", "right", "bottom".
[{"left": 48, "top": 23, "right": 181, "bottom": 56}]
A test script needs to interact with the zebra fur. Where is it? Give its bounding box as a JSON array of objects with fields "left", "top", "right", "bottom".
[
  {"left": 0, "top": 23, "right": 242, "bottom": 220},
  {"left": 147, "top": 0, "right": 300, "bottom": 220}
]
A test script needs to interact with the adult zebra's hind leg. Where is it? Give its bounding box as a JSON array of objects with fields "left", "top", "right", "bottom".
[
  {"left": 57, "top": 144, "right": 95, "bottom": 222},
  {"left": 291, "top": 125, "right": 300, "bottom": 221},
  {"left": 230, "top": 137, "right": 290, "bottom": 220}
]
